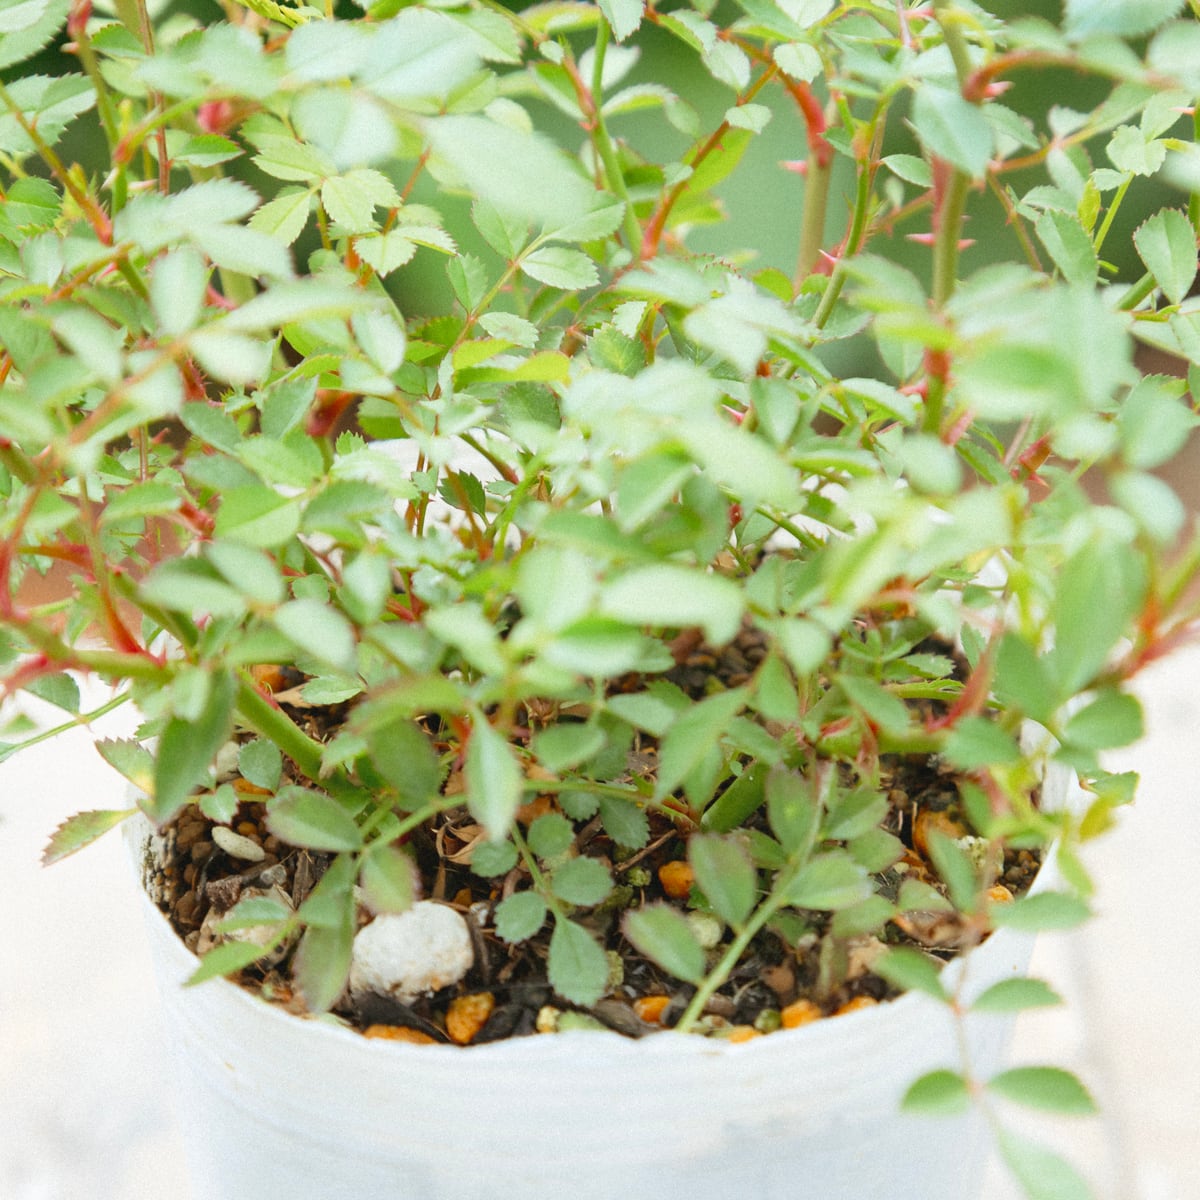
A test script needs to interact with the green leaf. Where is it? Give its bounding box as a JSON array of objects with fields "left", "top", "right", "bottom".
[
  {"left": 214, "top": 895, "right": 292, "bottom": 932},
  {"left": 925, "top": 828, "right": 978, "bottom": 912},
  {"left": 150, "top": 671, "right": 237, "bottom": 824},
  {"left": 520, "top": 245, "right": 599, "bottom": 290},
  {"left": 293, "top": 915, "right": 354, "bottom": 1014},
  {"left": 465, "top": 717, "right": 523, "bottom": 841},
  {"left": 1065, "top": 0, "right": 1183, "bottom": 40},
  {"left": 901, "top": 1069, "right": 972, "bottom": 1116},
  {"left": 823, "top": 787, "right": 888, "bottom": 840},
  {"left": 994, "top": 632, "right": 1057, "bottom": 723},
  {"left": 548, "top": 917, "right": 609, "bottom": 1006},
  {"left": 266, "top": 785, "right": 364, "bottom": 852},
  {"left": 1063, "top": 690, "right": 1144, "bottom": 751},
  {"left": 911, "top": 84, "right": 994, "bottom": 179},
  {"left": 42, "top": 808, "right": 135, "bottom": 865},
  {"left": 774, "top": 42, "right": 822, "bottom": 83},
  {"left": 151, "top": 246, "right": 209, "bottom": 336},
  {"left": 495, "top": 891, "right": 548, "bottom": 942},
  {"left": 215, "top": 487, "right": 303, "bottom": 548},
  {"left": 275, "top": 599, "right": 358, "bottom": 673},
  {"left": 991, "top": 891, "right": 1092, "bottom": 932},
  {"left": 358, "top": 842, "right": 416, "bottom": 914},
  {"left": 550, "top": 856, "right": 613, "bottom": 906},
  {"left": 250, "top": 188, "right": 313, "bottom": 245},
  {"left": 598, "top": 795, "right": 650, "bottom": 849},
  {"left": 689, "top": 833, "right": 757, "bottom": 926},
  {"left": 428, "top": 115, "right": 598, "bottom": 230},
  {"left": 972, "top": 978, "right": 1064, "bottom": 1014},
  {"left": 546, "top": 201, "right": 626, "bottom": 244},
  {"left": 765, "top": 766, "right": 819, "bottom": 855},
  {"left": 1116, "top": 376, "right": 1196, "bottom": 470},
  {"left": 471, "top": 838, "right": 518, "bottom": 877},
  {"left": 622, "top": 903, "right": 706, "bottom": 984},
  {"left": 996, "top": 1128, "right": 1092, "bottom": 1200},
  {"left": 238, "top": 739, "right": 282, "bottom": 791},
  {"left": 533, "top": 723, "right": 606, "bottom": 772},
  {"left": 0, "top": 0, "right": 68, "bottom": 72},
  {"left": 601, "top": 565, "right": 745, "bottom": 646},
  {"left": 528, "top": 812, "right": 575, "bottom": 859},
  {"left": 1134, "top": 209, "right": 1198, "bottom": 306},
  {"left": 597, "top": 0, "right": 642, "bottom": 42},
  {"left": 321, "top": 168, "right": 400, "bottom": 234},
  {"left": 782, "top": 851, "right": 871, "bottom": 910},
  {"left": 359, "top": 8, "right": 483, "bottom": 103},
  {"left": 95, "top": 738, "right": 155, "bottom": 793},
  {"left": 943, "top": 717, "right": 1023, "bottom": 770},
  {"left": 187, "top": 937, "right": 279, "bottom": 986},
  {"left": 1035, "top": 210, "right": 1099, "bottom": 286},
  {"left": 873, "top": 947, "right": 947, "bottom": 1001},
  {"left": 654, "top": 687, "right": 749, "bottom": 800},
  {"left": 364, "top": 716, "right": 442, "bottom": 806},
  {"left": 1049, "top": 539, "right": 1145, "bottom": 694},
  {"left": 25, "top": 671, "right": 79, "bottom": 713}
]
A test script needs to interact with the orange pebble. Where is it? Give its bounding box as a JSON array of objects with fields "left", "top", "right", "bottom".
[
  {"left": 446, "top": 992, "right": 495, "bottom": 1045},
  {"left": 633, "top": 994, "right": 671, "bottom": 1024},
  {"left": 363, "top": 1024, "right": 437, "bottom": 1045},
  {"left": 658, "top": 860, "right": 695, "bottom": 899},
  {"left": 727, "top": 1025, "right": 762, "bottom": 1043},
  {"left": 912, "top": 809, "right": 966, "bottom": 858},
  {"left": 780, "top": 999, "right": 822, "bottom": 1029},
  {"left": 834, "top": 996, "right": 879, "bottom": 1016},
  {"left": 987, "top": 884, "right": 1014, "bottom": 904}
]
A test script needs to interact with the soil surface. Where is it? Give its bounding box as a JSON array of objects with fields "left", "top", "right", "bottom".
[{"left": 147, "top": 631, "right": 1043, "bottom": 1046}]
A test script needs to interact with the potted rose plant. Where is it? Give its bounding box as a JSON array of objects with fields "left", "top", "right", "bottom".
[{"left": 3, "top": 0, "right": 1199, "bottom": 1196}]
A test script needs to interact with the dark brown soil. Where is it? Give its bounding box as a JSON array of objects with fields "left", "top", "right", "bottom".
[{"left": 147, "top": 630, "right": 1043, "bottom": 1046}]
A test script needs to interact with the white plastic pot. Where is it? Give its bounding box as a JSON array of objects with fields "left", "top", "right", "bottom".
[{"left": 127, "top": 765, "right": 1075, "bottom": 1200}]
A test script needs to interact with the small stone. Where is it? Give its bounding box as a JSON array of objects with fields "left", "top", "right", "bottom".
[
  {"left": 363, "top": 1024, "right": 437, "bottom": 1045},
  {"left": 834, "top": 995, "right": 878, "bottom": 1016},
  {"left": 686, "top": 911, "right": 723, "bottom": 950},
  {"left": 446, "top": 992, "right": 495, "bottom": 1045},
  {"left": 349, "top": 902, "right": 474, "bottom": 1005},
  {"left": 536, "top": 1005, "right": 561, "bottom": 1034},
  {"left": 212, "top": 825, "right": 266, "bottom": 862},
  {"left": 195, "top": 884, "right": 294, "bottom": 963},
  {"left": 781, "top": 998, "right": 822, "bottom": 1029},
  {"left": 633, "top": 994, "right": 671, "bottom": 1025},
  {"left": 658, "top": 860, "right": 694, "bottom": 899},
  {"left": 726, "top": 1025, "right": 761, "bottom": 1043},
  {"left": 214, "top": 740, "right": 241, "bottom": 781}
]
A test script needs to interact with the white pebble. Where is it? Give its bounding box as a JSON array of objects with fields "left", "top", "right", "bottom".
[
  {"left": 349, "top": 902, "right": 474, "bottom": 1005},
  {"left": 212, "top": 825, "right": 266, "bottom": 862}
]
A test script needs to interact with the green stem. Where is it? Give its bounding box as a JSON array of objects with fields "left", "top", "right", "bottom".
[
  {"left": 813, "top": 146, "right": 875, "bottom": 326},
  {"left": 233, "top": 676, "right": 368, "bottom": 808},
  {"left": 932, "top": 168, "right": 970, "bottom": 310},
  {"left": 796, "top": 141, "right": 833, "bottom": 282},
  {"left": 676, "top": 894, "right": 784, "bottom": 1032},
  {"left": 590, "top": 21, "right": 643, "bottom": 252},
  {"left": 1117, "top": 272, "right": 1156, "bottom": 311},
  {"left": 3, "top": 690, "right": 131, "bottom": 758},
  {"left": 1191, "top": 104, "right": 1200, "bottom": 236},
  {"left": 1093, "top": 173, "right": 1132, "bottom": 257},
  {"left": 935, "top": 0, "right": 974, "bottom": 84}
]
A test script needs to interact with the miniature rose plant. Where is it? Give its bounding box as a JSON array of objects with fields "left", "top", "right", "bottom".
[{"left": 3, "top": 0, "right": 1200, "bottom": 1194}]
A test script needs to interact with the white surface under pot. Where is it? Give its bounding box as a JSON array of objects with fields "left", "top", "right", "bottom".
[{"left": 126, "top": 766, "right": 1076, "bottom": 1200}]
